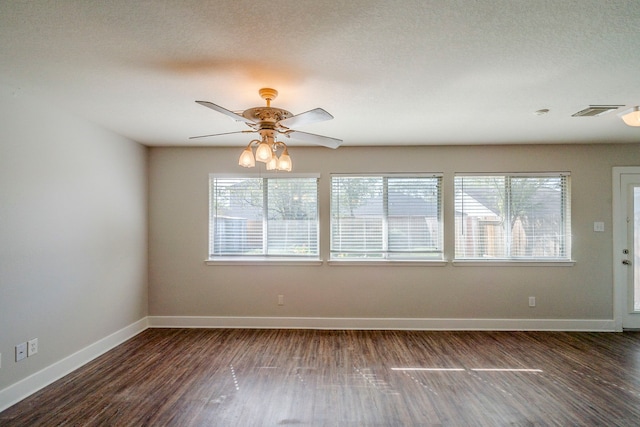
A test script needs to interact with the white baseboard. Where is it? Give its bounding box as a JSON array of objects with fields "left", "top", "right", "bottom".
[
  {"left": 0, "top": 317, "right": 149, "bottom": 413},
  {"left": 148, "top": 316, "right": 617, "bottom": 332}
]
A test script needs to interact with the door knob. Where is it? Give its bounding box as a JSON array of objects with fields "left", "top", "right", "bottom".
[{"left": 623, "top": 259, "right": 631, "bottom": 265}]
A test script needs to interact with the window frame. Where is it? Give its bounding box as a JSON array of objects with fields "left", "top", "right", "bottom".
[
  {"left": 329, "top": 173, "right": 445, "bottom": 264},
  {"left": 453, "top": 172, "right": 573, "bottom": 265},
  {"left": 207, "top": 173, "right": 321, "bottom": 264}
]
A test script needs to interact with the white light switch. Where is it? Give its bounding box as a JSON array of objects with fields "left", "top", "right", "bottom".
[{"left": 594, "top": 222, "right": 604, "bottom": 232}]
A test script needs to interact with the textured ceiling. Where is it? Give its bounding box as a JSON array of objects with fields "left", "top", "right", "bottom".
[{"left": 1, "top": 0, "right": 640, "bottom": 147}]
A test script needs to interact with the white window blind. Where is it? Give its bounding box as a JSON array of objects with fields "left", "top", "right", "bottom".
[
  {"left": 454, "top": 173, "right": 570, "bottom": 260},
  {"left": 331, "top": 175, "right": 443, "bottom": 260},
  {"left": 210, "top": 176, "right": 319, "bottom": 258}
]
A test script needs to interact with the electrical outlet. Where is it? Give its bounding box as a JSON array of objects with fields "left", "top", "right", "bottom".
[
  {"left": 529, "top": 296, "right": 536, "bottom": 307},
  {"left": 278, "top": 295, "right": 284, "bottom": 306},
  {"left": 28, "top": 338, "right": 38, "bottom": 357},
  {"left": 16, "top": 342, "right": 27, "bottom": 362}
]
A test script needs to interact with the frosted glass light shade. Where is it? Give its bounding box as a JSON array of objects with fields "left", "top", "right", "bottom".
[
  {"left": 238, "top": 146, "right": 255, "bottom": 167},
  {"left": 255, "top": 141, "right": 273, "bottom": 163},
  {"left": 266, "top": 156, "right": 278, "bottom": 170},
  {"left": 277, "top": 148, "right": 292, "bottom": 171}
]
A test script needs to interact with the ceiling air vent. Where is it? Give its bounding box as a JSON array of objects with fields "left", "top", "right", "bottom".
[{"left": 571, "top": 105, "right": 624, "bottom": 117}]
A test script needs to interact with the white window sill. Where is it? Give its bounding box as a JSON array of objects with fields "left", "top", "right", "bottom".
[
  {"left": 451, "top": 260, "right": 576, "bottom": 267},
  {"left": 327, "top": 259, "right": 448, "bottom": 267},
  {"left": 205, "top": 258, "right": 323, "bottom": 266}
]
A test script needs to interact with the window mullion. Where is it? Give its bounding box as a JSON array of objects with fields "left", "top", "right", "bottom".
[
  {"left": 382, "top": 176, "right": 389, "bottom": 257},
  {"left": 262, "top": 178, "right": 269, "bottom": 255},
  {"left": 560, "top": 175, "right": 568, "bottom": 257},
  {"left": 505, "top": 176, "right": 512, "bottom": 257}
]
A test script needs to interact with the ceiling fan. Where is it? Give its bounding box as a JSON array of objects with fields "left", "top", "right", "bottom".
[{"left": 191, "top": 88, "right": 341, "bottom": 171}]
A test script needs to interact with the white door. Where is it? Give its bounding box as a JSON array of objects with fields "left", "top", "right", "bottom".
[{"left": 613, "top": 168, "right": 640, "bottom": 330}]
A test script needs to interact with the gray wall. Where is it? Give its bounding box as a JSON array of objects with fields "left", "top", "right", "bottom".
[
  {"left": 149, "top": 144, "right": 639, "bottom": 322},
  {"left": 0, "top": 85, "right": 148, "bottom": 390}
]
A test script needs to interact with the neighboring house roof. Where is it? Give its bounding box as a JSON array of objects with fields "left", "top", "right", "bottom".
[
  {"left": 454, "top": 192, "right": 497, "bottom": 217},
  {"left": 352, "top": 192, "right": 439, "bottom": 217},
  {"left": 456, "top": 186, "right": 562, "bottom": 218}
]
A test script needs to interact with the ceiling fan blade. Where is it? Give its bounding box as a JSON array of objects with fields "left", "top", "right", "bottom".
[
  {"left": 195, "top": 100, "right": 256, "bottom": 124},
  {"left": 189, "top": 130, "right": 255, "bottom": 140},
  {"left": 278, "top": 108, "right": 334, "bottom": 128},
  {"left": 284, "top": 130, "right": 342, "bottom": 149}
]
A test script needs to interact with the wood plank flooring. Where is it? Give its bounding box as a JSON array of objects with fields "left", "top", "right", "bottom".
[{"left": 2, "top": 329, "right": 640, "bottom": 426}]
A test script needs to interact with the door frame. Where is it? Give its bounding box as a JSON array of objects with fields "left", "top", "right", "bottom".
[{"left": 612, "top": 167, "right": 640, "bottom": 331}]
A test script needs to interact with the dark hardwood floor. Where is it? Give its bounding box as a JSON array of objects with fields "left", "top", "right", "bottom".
[{"left": 2, "top": 329, "right": 640, "bottom": 426}]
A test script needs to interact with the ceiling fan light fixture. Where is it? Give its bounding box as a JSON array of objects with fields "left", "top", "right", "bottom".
[
  {"left": 619, "top": 106, "right": 640, "bottom": 127},
  {"left": 238, "top": 143, "right": 256, "bottom": 167},
  {"left": 195, "top": 88, "right": 341, "bottom": 172}
]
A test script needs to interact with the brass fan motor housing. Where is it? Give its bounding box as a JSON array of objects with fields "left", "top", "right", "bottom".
[
  {"left": 241, "top": 88, "right": 293, "bottom": 125},
  {"left": 242, "top": 107, "right": 293, "bottom": 125}
]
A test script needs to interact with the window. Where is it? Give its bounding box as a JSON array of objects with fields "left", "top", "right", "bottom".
[
  {"left": 209, "top": 175, "right": 319, "bottom": 259},
  {"left": 331, "top": 174, "right": 443, "bottom": 260},
  {"left": 454, "top": 173, "right": 571, "bottom": 261}
]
